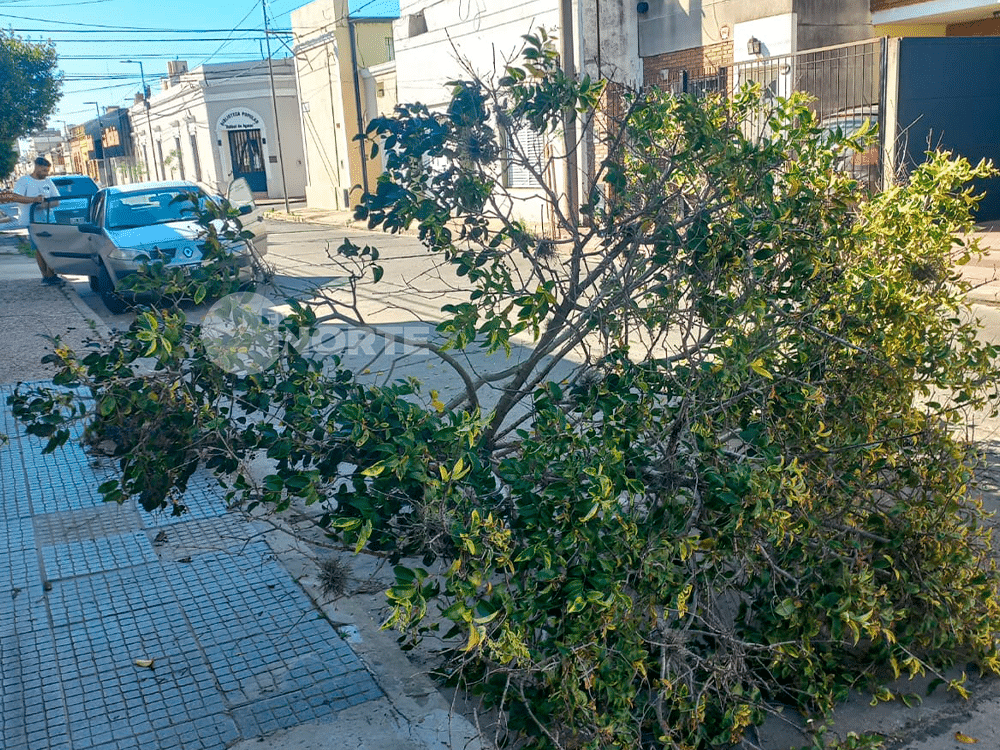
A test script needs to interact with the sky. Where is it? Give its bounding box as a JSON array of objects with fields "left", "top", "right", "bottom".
[{"left": 0, "top": 0, "right": 398, "bottom": 136}]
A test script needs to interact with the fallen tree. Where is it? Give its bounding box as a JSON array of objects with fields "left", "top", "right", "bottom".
[{"left": 12, "top": 34, "right": 1000, "bottom": 750}]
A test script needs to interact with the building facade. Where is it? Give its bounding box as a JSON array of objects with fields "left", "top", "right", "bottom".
[
  {"left": 638, "top": 1, "right": 874, "bottom": 95},
  {"left": 129, "top": 59, "right": 306, "bottom": 199},
  {"left": 292, "top": 0, "right": 398, "bottom": 210}
]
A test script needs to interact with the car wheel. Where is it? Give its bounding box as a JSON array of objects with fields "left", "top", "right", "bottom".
[{"left": 95, "top": 263, "right": 128, "bottom": 315}]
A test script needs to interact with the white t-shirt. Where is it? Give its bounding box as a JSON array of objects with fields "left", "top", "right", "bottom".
[{"left": 12, "top": 174, "right": 60, "bottom": 227}]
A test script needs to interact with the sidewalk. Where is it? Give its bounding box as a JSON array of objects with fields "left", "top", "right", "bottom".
[
  {"left": 959, "top": 223, "right": 1000, "bottom": 305},
  {"left": 0, "top": 265, "right": 486, "bottom": 750}
]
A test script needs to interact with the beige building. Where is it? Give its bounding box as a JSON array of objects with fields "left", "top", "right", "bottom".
[{"left": 292, "top": 0, "right": 397, "bottom": 210}]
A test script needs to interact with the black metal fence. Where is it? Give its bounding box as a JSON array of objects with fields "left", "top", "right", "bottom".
[{"left": 730, "top": 39, "right": 886, "bottom": 191}]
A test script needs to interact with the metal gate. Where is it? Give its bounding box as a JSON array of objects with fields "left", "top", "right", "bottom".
[
  {"left": 228, "top": 129, "right": 267, "bottom": 193},
  {"left": 730, "top": 39, "right": 886, "bottom": 192}
]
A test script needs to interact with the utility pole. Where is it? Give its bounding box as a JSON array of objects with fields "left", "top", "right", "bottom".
[
  {"left": 348, "top": 18, "right": 369, "bottom": 202},
  {"left": 559, "top": 0, "right": 579, "bottom": 230},
  {"left": 262, "top": 0, "right": 291, "bottom": 212},
  {"left": 84, "top": 100, "right": 107, "bottom": 186},
  {"left": 122, "top": 59, "right": 158, "bottom": 181}
]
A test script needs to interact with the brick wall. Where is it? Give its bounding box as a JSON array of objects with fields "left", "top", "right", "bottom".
[{"left": 642, "top": 40, "right": 734, "bottom": 91}]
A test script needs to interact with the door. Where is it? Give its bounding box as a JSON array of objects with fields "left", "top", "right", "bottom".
[
  {"left": 29, "top": 197, "right": 99, "bottom": 277},
  {"left": 228, "top": 130, "right": 267, "bottom": 193},
  {"left": 227, "top": 177, "right": 268, "bottom": 256}
]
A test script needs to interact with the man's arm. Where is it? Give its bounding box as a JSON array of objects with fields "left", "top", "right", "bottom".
[{"left": 0, "top": 190, "right": 45, "bottom": 205}]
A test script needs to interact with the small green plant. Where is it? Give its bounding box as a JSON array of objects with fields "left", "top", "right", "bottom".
[{"left": 162, "top": 148, "right": 182, "bottom": 180}]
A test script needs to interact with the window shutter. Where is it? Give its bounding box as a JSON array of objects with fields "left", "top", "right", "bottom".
[{"left": 506, "top": 126, "right": 546, "bottom": 188}]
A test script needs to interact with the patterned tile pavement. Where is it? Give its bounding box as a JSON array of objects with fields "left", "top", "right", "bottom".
[{"left": 0, "top": 382, "right": 383, "bottom": 750}]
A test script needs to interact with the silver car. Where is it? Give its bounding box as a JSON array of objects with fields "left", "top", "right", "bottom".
[{"left": 29, "top": 178, "right": 267, "bottom": 313}]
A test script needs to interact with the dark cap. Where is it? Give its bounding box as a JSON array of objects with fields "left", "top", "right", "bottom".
[{"left": 34, "top": 156, "right": 51, "bottom": 167}]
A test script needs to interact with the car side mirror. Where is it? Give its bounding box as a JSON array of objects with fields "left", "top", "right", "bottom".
[{"left": 78, "top": 223, "right": 102, "bottom": 235}]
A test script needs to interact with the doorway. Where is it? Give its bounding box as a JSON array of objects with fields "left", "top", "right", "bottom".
[{"left": 228, "top": 129, "right": 267, "bottom": 192}]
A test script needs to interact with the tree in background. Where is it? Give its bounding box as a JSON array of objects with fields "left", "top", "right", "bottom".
[
  {"left": 12, "top": 34, "right": 1000, "bottom": 749},
  {"left": 0, "top": 31, "right": 60, "bottom": 178}
]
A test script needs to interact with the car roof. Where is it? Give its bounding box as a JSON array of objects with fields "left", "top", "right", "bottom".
[
  {"left": 53, "top": 174, "right": 97, "bottom": 182},
  {"left": 105, "top": 181, "right": 202, "bottom": 195}
]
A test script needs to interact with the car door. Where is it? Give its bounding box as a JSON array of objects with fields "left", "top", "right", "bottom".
[
  {"left": 28, "top": 195, "right": 99, "bottom": 277},
  {"left": 227, "top": 177, "right": 268, "bottom": 256}
]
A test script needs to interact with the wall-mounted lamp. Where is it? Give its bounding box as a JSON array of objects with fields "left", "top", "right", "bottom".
[
  {"left": 747, "top": 36, "right": 762, "bottom": 56},
  {"left": 636, "top": 1, "right": 649, "bottom": 14}
]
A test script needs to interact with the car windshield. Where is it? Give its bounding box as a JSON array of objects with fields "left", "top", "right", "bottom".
[{"left": 106, "top": 188, "right": 210, "bottom": 230}]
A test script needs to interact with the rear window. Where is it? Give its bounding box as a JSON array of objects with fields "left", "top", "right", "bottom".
[{"left": 52, "top": 177, "right": 99, "bottom": 197}]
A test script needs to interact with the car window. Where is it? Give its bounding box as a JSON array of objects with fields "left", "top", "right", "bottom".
[
  {"left": 52, "top": 177, "right": 99, "bottom": 197},
  {"left": 31, "top": 196, "right": 91, "bottom": 226},
  {"left": 105, "top": 189, "right": 207, "bottom": 230}
]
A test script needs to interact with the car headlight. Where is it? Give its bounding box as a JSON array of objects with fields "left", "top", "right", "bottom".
[
  {"left": 108, "top": 248, "right": 151, "bottom": 263},
  {"left": 221, "top": 241, "right": 251, "bottom": 256}
]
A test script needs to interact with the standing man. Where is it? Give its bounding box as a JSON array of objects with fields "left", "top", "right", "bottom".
[{"left": 0, "top": 157, "right": 62, "bottom": 285}]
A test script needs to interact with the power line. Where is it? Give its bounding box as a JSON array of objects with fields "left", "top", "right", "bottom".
[
  {"left": 0, "top": 12, "right": 290, "bottom": 32},
  {"left": 59, "top": 53, "right": 255, "bottom": 59},
  {"left": 196, "top": 0, "right": 263, "bottom": 68},
  {"left": 8, "top": 33, "right": 283, "bottom": 41}
]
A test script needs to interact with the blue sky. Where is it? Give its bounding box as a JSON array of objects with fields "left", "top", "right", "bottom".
[{"left": 0, "top": 0, "right": 398, "bottom": 133}]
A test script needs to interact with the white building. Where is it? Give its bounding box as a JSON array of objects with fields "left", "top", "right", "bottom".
[
  {"left": 392, "top": 0, "right": 639, "bottom": 229},
  {"left": 129, "top": 59, "right": 306, "bottom": 199}
]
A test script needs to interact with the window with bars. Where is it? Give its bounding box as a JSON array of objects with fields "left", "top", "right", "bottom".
[{"left": 504, "top": 126, "right": 546, "bottom": 188}]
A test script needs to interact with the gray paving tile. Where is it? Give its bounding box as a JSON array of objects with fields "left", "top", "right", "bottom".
[
  {"left": 33, "top": 503, "right": 143, "bottom": 546},
  {"left": 47, "top": 563, "right": 179, "bottom": 628},
  {"left": 1, "top": 627, "right": 69, "bottom": 750},
  {"left": 41, "top": 531, "right": 158, "bottom": 580},
  {"left": 145, "top": 515, "right": 261, "bottom": 562},
  {"left": 0, "top": 550, "right": 43, "bottom": 618},
  {"left": 0, "top": 451, "right": 33, "bottom": 519},
  {"left": 0, "top": 518, "right": 35, "bottom": 553}
]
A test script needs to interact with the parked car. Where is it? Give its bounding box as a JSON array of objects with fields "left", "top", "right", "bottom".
[
  {"left": 820, "top": 105, "right": 880, "bottom": 187},
  {"left": 0, "top": 174, "right": 99, "bottom": 230},
  {"left": 29, "top": 178, "right": 267, "bottom": 314}
]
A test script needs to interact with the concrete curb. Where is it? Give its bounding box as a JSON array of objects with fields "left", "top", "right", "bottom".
[
  {"left": 265, "top": 210, "right": 422, "bottom": 238},
  {"left": 61, "top": 283, "right": 114, "bottom": 342}
]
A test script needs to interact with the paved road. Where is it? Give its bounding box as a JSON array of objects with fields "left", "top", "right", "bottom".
[{"left": 71, "top": 221, "right": 460, "bottom": 328}]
